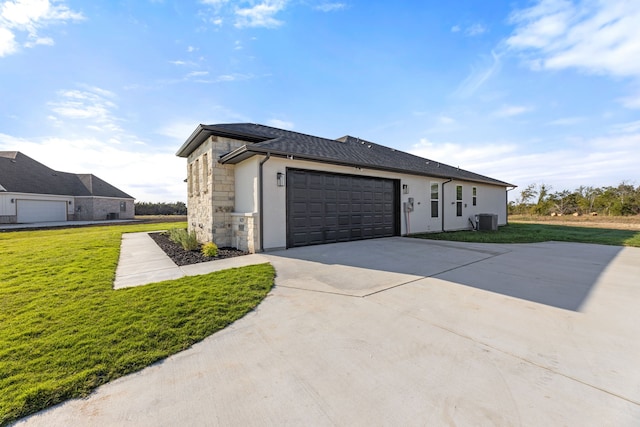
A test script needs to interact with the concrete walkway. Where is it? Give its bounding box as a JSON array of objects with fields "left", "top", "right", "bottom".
[
  {"left": 113, "top": 232, "right": 269, "bottom": 289},
  {"left": 16, "top": 237, "right": 640, "bottom": 426}
]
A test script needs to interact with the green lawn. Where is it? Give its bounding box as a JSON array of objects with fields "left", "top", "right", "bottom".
[
  {"left": 411, "top": 222, "right": 640, "bottom": 247},
  {"left": 0, "top": 223, "right": 274, "bottom": 426}
]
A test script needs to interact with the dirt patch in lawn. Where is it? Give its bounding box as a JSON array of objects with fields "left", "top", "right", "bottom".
[{"left": 510, "top": 215, "right": 640, "bottom": 231}]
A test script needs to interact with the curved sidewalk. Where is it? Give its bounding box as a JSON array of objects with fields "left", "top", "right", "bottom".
[{"left": 113, "top": 232, "right": 269, "bottom": 289}]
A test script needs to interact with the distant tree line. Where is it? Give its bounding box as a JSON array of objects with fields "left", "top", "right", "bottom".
[
  {"left": 134, "top": 201, "right": 187, "bottom": 215},
  {"left": 509, "top": 181, "right": 640, "bottom": 216}
]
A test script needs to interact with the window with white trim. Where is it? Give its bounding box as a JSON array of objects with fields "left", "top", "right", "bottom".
[
  {"left": 456, "top": 185, "right": 463, "bottom": 217},
  {"left": 430, "top": 182, "right": 439, "bottom": 218},
  {"left": 472, "top": 186, "right": 477, "bottom": 206}
]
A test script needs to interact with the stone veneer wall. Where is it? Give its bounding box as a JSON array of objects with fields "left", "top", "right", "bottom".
[
  {"left": 187, "top": 135, "right": 247, "bottom": 247},
  {"left": 231, "top": 213, "right": 258, "bottom": 253},
  {"left": 74, "top": 198, "right": 135, "bottom": 220}
]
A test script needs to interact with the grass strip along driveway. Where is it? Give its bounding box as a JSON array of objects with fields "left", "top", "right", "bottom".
[
  {"left": 0, "top": 223, "right": 274, "bottom": 426},
  {"left": 411, "top": 222, "right": 640, "bottom": 247}
]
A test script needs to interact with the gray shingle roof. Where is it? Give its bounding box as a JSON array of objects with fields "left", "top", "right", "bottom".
[
  {"left": 176, "top": 123, "right": 515, "bottom": 187},
  {"left": 0, "top": 151, "right": 134, "bottom": 198}
]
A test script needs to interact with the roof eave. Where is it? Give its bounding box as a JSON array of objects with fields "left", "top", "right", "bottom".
[
  {"left": 176, "top": 124, "right": 270, "bottom": 158},
  {"left": 220, "top": 146, "right": 514, "bottom": 187}
]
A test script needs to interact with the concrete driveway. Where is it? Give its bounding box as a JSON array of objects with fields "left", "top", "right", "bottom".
[{"left": 17, "top": 238, "right": 640, "bottom": 426}]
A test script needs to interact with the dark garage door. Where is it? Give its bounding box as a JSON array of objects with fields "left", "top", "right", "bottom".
[{"left": 287, "top": 169, "right": 400, "bottom": 248}]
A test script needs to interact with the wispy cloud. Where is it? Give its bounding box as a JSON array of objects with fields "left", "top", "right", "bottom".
[
  {"left": 314, "top": 2, "right": 345, "bottom": 12},
  {"left": 506, "top": 0, "right": 640, "bottom": 78},
  {"left": 410, "top": 132, "right": 640, "bottom": 193},
  {"left": 0, "top": 0, "right": 84, "bottom": 57},
  {"left": 48, "top": 87, "right": 123, "bottom": 133},
  {"left": 492, "top": 105, "right": 533, "bottom": 118},
  {"left": 547, "top": 116, "right": 585, "bottom": 126},
  {"left": 186, "top": 70, "right": 209, "bottom": 78},
  {"left": 234, "top": 0, "right": 287, "bottom": 29},
  {"left": 454, "top": 50, "right": 502, "bottom": 98},
  {"left": 267, "top": 118, "right": 294, "bottom": 129},
  {"left": 465, "top": 23, "right": 486, "bottom": 36},
  {"left": 451, "top": 23, "right": 487, "bottom": 37}
]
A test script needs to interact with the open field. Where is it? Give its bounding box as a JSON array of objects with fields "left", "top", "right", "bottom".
[
  {"left": 0, "top": 223, "right": 274, "bottom": 426},
  {"left": 510, "top": 214, "right": 640, "bottom": 230},
  {"left": 412, "top": 221, "right": 640, "bottom": 247}
]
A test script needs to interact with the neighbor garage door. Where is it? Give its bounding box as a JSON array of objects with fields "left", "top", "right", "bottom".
[
  {"left": 287, "top": 169, "right": 399, "bottom": 248},
  {"left": 16, "top": 200, "right": 67, "bottom": 223}
]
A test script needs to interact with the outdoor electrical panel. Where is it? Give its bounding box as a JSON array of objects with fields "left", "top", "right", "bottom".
[{"left": 407, "top": 198, "right": 414, "bottom": 212}]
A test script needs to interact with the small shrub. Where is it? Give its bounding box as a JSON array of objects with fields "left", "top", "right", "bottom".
[
  {"left": 201, "top": 242, "right": 218, "bottom": 257},
  {"left": 167, "top": 228, "right": 199, "bottom": 251}
]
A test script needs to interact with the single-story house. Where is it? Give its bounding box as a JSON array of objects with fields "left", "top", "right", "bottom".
[
  {"left": 176, "top": 123, "right": 515, "bottom": 253},
  {"left": 0, "top": 151, "right": 135, "bottom": 224}
]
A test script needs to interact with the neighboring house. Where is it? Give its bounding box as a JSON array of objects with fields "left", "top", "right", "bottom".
[
  {"left": 0, "top": 151, "right": 135, "bottom": 224},
  {"left": 177, "top": 123, "right": 515, "bottom": 253}
]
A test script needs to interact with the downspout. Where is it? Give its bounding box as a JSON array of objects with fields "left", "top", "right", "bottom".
[
  {"left": 258, "top": 153, "right": 271, "bottom": 252},
  {"left": 441, "top": 178, "right": 453, "bottom": 232}
]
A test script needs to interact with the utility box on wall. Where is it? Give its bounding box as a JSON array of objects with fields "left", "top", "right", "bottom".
[{"left": 477, "top": 213, "right": 498, "bottom": 231}]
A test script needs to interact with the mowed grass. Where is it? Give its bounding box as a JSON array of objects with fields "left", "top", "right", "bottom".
[
  {"left": 0, "top": 223, "right": 274, "bottom": 425},
  {"left": 412, "top": 222, "right": 640, "bottom": 247}
]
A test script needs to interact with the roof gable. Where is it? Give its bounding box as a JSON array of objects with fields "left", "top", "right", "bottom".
[{"left": 0, "top": 151, "right": 134, "bottom": 198}]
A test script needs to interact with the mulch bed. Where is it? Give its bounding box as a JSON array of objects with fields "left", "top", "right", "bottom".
[{"left": 148, "top": 232, "right": 248, "bottom": 266}]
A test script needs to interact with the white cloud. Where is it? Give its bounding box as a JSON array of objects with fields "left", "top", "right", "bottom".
[
  {"left": 234, "top": 0, "right": 287, "bottom": 29},
  {"left": 438, "top": 115, "right": 455, "bottom": 125},
  {"left": 618, "top": 92, "right": 640, "bottom": 109},
  {"left": 186, "top": 70, "right": 209, "bottom": 78},
  {"left": 267, "top": 119, "right": 293, "bottom": 129},
  {"left": 314, "top": 2, "right": 345, "bottom": 12},
  {"left": 451, "top": 23, "right": 487, "bottom": 37},
  {"left": 547, "top": 116, "right": 585, "bottom": 126},
  {"left": 0, "top": 0, "right": 83, "bottom": 56},
  {"left": 410, "top": 132, "right": 640, "bottom": 194},
  {"left": 23, "top": 35, "right": 52, "bottom": 47},
  {"left": 610, "top": 119, "right": 640, "bottom": 134},
  {"left": 48, "top": 88, "right": 121, "bottom": 133},
  {"left": 506, "top": 0, "right": 640, "bottom": 78},
  {"left": 0, "top": 132, "right": 186, "bottom": 202},
  {"left": 0, "top": 25, "right": 17, "bottom": 55},
  {"left": 465, "top": 23, "right": 486, "bottom": 36},
  {"left": 492, "top": 105, "right": 533, "bottom": 117},
  {"left": 187, "top": 45, "right": 197, "bottom": 52},
  {"left": 214, "top": 73, "right": 253, "bottom": 82}
]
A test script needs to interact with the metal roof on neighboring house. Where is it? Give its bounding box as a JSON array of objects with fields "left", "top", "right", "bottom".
[
  {"left": 0, "top": 151, "right": 134, "bottom": 198},
  {"left": 176, "top": 123, "right": 515, "bottom": 188}
]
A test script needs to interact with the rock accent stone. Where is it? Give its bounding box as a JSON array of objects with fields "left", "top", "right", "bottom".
[{"left": 186, "top": 135, "right": 253, "bottom": 249}]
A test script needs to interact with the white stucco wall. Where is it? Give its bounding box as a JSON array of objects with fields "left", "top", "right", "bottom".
[
  {"left": 234, "top": 157, "right": 259, "bottom": 213},
  {"left": 253, "top": 157, "right": 508, "bottom": 250}
]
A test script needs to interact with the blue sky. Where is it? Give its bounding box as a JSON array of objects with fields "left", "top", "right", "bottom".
[{"left": 1, "top": 0, "right": 639, "bottom": 202}]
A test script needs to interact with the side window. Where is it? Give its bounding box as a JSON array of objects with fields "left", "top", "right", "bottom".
[
  {"left": 456, "top": 185, "right": 463, "bottom": 217},
  {"left": 120, "top": 201, "right": 126, "bottom": 212},
  {"left": 188, "top": 163, "right": 193, "bottom": 196},
  {"left": 472, "top": 187, "right": 477, "bottom": 206},
  {"left": 430, "top": 182, "right": 439, "bottom": 218}
]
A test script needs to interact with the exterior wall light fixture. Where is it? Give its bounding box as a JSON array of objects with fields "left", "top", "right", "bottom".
[{"left": 277, "top": 172, "right": 285, "bottom": 187}]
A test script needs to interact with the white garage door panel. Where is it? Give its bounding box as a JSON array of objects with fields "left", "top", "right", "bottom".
[{"left": 17, "top": 200, "right": 67, "bottom": 223}]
